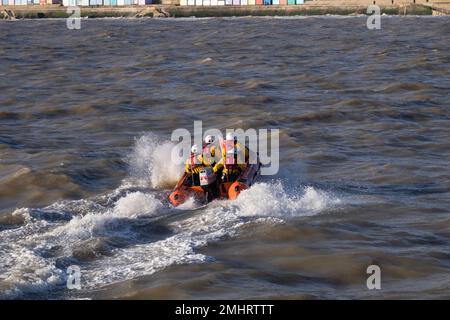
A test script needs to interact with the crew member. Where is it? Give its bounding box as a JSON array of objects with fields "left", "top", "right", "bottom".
[
  {"left": 185, "top": 144, "right": 206, "bottom": 186},
  {"left": 202, "top": 135, "right": 218, "bottom": 168},
  {"left": 213, "top": 132, "right": 249, "bottom": 182}
]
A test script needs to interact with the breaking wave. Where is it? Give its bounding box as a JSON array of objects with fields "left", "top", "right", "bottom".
[{"left": 126, "top": 133, "right": 184, "bottom": 189}]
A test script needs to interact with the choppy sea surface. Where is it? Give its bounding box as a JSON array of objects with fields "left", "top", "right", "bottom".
[{"left": 0, "top": 16, "right": 449, "bottom": 299}]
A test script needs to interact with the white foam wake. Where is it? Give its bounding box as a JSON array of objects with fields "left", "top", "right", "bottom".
[
  {"left": 0, "top": 189, "right": 165, "bottom": 298},
  {"left": 126, "top": 133, "right": 184, "bottom": 189},
  {"left": 0, "top": 132, "right": 345, "bottom": 299},
  {"left": 231, "top": 182, "right": 342, "bottom": 217}
]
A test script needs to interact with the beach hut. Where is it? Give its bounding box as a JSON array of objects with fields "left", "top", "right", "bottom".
[
  {"left": 203, "top": 0, "right": 210, "bottom": 5},
  {"left": 210, "top": 0, "right": 217, "bottom": 5},
  {"left": 255, "top": 0, "right": 262, "bottom": 4},
  {"left": 232, "top": 0, "right": 239, "bottom": 5},
  {"left": 225, "top": 0, "right": 231, "bottom": 4},
  {"left": 218, "top": 0, "right": 224, "bottom": 5},
  {"left": 195, "top": 0, "right": 202, "bottom": 5},
  {"left": 248, "top": 0, "right": 255, "bottom": 4},
  {"left": 187, "top": 0, "right": 194, "bottom": 5},
  {"left": 272, "top": 0, "right": 279, "bottom": 4},
  {"left": 296, "top": 0, "right": 303, "bottom": 3},
  {"left": 263, "top": 0, "right": 270, "bottom": 4},
  {"left": 287, "top": 0, "right": 295, "bottom": 4},
  {"left": 180, "top": 0, "right": 186, "bottom": 5},
  {"left": 279, "top": 0, "right": 286, "bottom": 4},
  {"left": 241, "top": 0, "right": 247, "bottom": 5}
]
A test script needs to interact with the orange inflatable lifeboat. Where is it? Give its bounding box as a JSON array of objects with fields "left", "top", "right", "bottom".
[{"left": 168, "top": 160, "right": 261, "bottom": 207}]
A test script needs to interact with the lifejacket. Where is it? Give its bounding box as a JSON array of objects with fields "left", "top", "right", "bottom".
[
  {"left": 202, "top": 144, "right": 216, "bottom": 167},
  {"left": 188, "top": 153, "right": 201, "bottom": 172},
  {"left": 224, "top": 140, "right": 239, "bottom": 170}
]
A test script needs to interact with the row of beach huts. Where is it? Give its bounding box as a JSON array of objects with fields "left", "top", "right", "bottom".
[
  {"left": 1, "top": 0, "right": 305, "bottom": 5},
  {"left": 180, "top": 0, "right": 305, "bottom": 4},
  {"left": 1, "top": 0, "right": 152, "bottom": 4}
]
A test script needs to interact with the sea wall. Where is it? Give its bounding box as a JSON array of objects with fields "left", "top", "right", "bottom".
[{"left": 0, "top": 3, "right": 435, "bottom": 19}]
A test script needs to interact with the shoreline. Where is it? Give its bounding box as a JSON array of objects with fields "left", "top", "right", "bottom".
[{"left": 0, "top": 4, "right": 436, "bottom": 19}]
